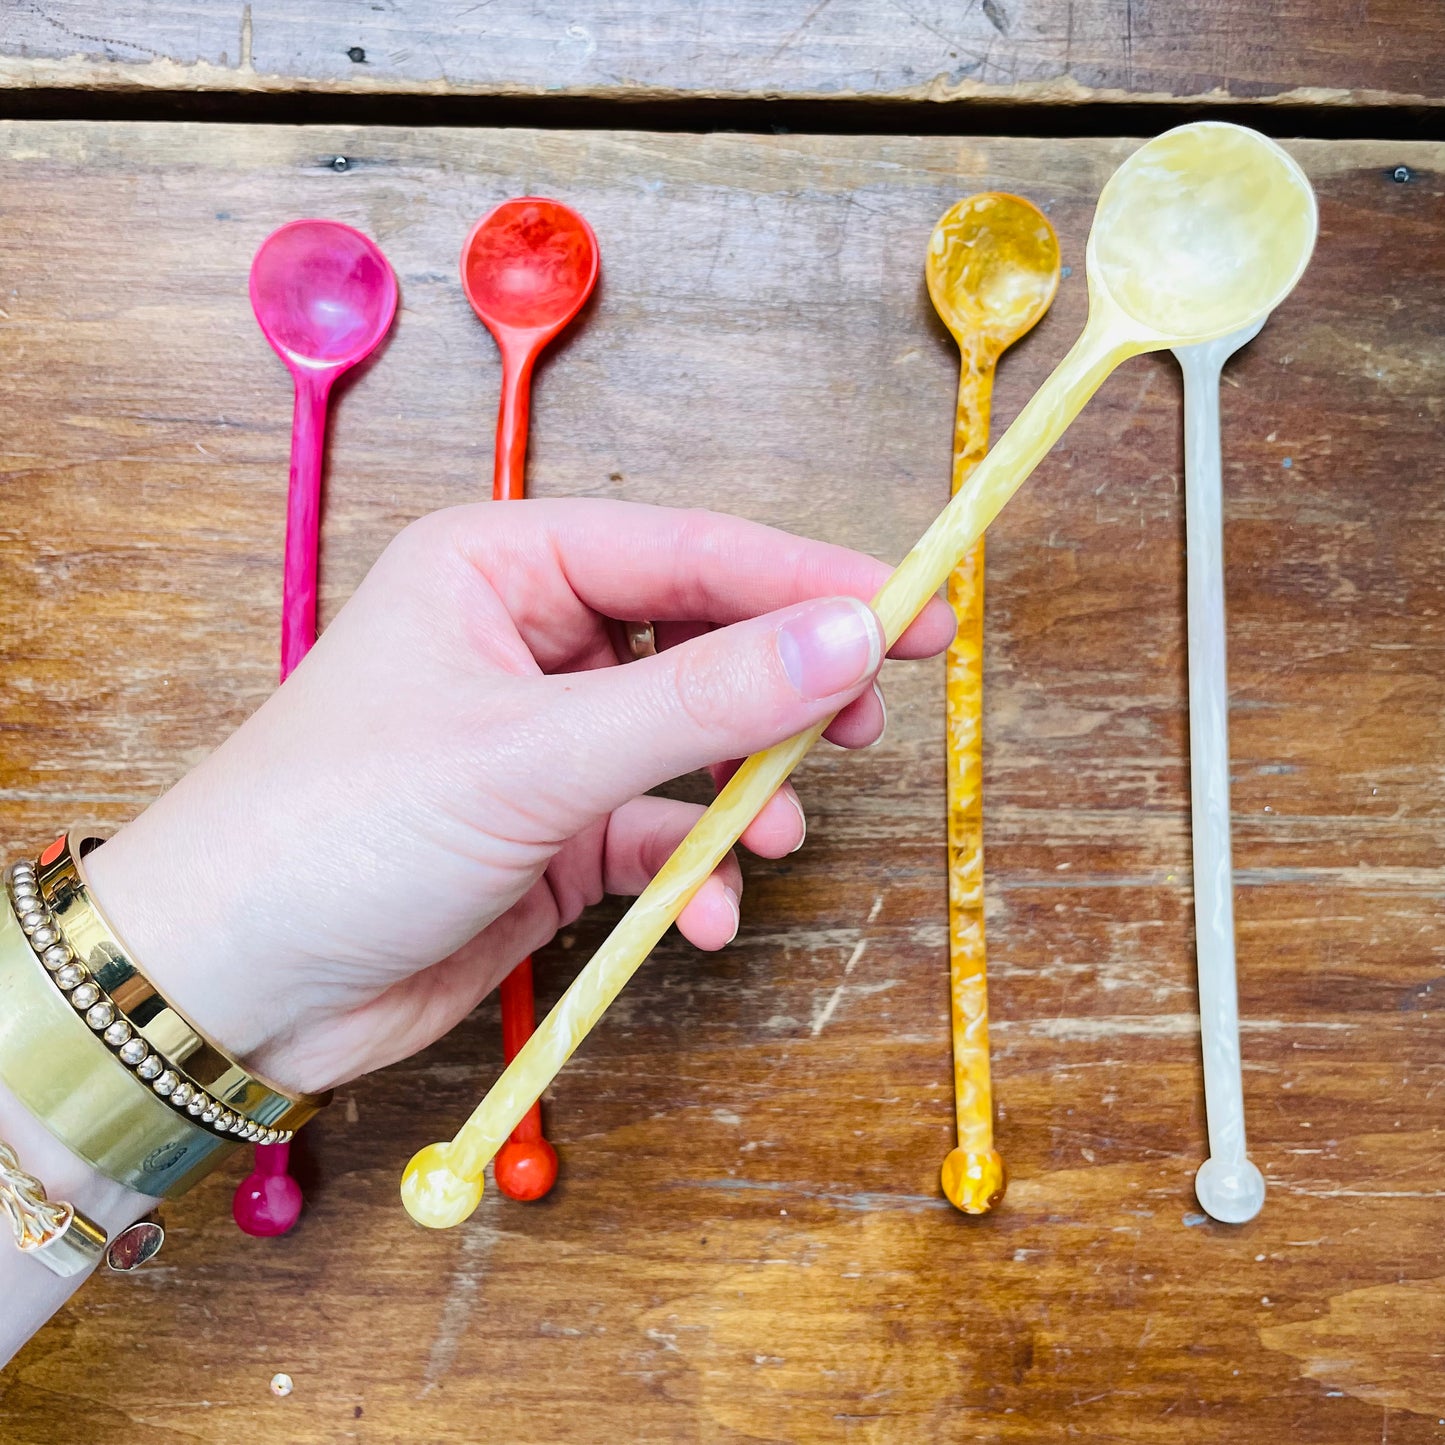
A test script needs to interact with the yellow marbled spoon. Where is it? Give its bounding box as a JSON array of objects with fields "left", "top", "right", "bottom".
[
  {"left": 926, "top": 194, "right": 1061, "bottom": 1216},
  {"left": 402, "top": 123, "right": 1318, "bottom": 1229}
]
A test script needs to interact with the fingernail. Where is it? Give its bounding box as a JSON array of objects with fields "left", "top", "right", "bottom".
[
  {"left": 777, "top": 598, "right": 882, "bottom": 701},
  {"left": 721, "top": 885, "right": 741, "bottom": 944},
  {"left": 785, "top": 792, "right": 807, "bottom": 854},
  {"left": 866, "top": 682, "right": 888, "bottom": 749}
]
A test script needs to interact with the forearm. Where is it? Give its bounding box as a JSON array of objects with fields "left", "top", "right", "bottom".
[
  {"left": 0, "top": 500, "right": 953, "bottom": 1371},
  {"left": 0, "top": 1075, "right": 156, "bottom": 1368},
  {"left": 0, "top": 834, "right": 271, "bottom": 1370}
]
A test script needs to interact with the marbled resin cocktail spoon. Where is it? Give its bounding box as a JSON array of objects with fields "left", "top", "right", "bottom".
[
  {"left": 926, "top": 193, "right": 1060, "bottom": 1216},
  {"left": 1173, "top": 317, "right": 1269, "bottom": 1224}
]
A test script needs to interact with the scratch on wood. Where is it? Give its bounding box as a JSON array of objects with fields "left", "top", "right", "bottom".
[
  {"left": 14, "top": 1, "right": 164, "bottom": 60},
  {"left": 811, "top": 938, "right": 868, "bottom": 1036},
  {"left": 1005, "top": 1014, "right": 1358, "bottom": 1041},
  {"left": 768, "top": 0, "right": 841, "bottom": 61}
]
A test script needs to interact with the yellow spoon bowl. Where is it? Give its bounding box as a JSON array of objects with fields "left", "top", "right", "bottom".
[
  {"left": 1091, "top": 123, "right": 1316, "bottom": 343},
  {"left": 402, "top": 123, "right": 1317, "bottom": 1229}
]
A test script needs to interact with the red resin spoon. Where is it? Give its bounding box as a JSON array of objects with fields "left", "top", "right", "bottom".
[
  {"left": 462, "top": 198, "right": 599, "bottom": 1201},
  {"left": 236, "top": 219, "right": 398, "bottom": 1235}
]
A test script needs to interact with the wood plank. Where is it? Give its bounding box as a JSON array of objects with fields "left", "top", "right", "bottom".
[
  {"left": 0, "top": 1, "right": 1441, "bottom": 108},
  {"left": 0, "top": 122, "right": 1442, "bottom": 1441}
]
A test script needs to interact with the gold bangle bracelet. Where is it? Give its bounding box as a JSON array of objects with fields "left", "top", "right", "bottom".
[
  {"left": 0, "top": 894, "right": 232, "bottom": 1198},
  {"left": 7, "top": 863, "right": 283, "bottom": 1146},
  {"left": 34, "top": 834, "right": 328, "bottom": 1136}
]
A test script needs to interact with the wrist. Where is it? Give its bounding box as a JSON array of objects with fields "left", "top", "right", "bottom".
[
  {"left": 0, "top": 1072, "right": 155, "bottom": 1244},
  {"left": 79, "top": 814, "right": 325, "bottom": 1097},
  {"left": 0, "top": 1075, "right": 155, "bottom": 1368}
]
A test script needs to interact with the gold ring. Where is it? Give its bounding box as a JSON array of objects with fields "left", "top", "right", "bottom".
[{"left": 625, "top": 621, "right": 657, "bottom": 660}]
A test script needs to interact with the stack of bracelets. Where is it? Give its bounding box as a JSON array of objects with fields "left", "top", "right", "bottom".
[{"left": 0, "top": 831, "right": 328, "bottom": 1275}]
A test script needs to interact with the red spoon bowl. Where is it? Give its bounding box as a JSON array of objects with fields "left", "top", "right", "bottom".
[{"left": 461, "top": 198, "right": 598, "bottom": 344}]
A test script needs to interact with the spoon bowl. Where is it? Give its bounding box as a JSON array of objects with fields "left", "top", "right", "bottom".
[
  {"left": 462, "top": 198, "right": 599, "bottom": 343},
  {"left": 1090, "top": 123, "right": 1316, "bottom": 343},
  {"left": 926, "top": 192, "right": 1060, "bottom": 354},
  {"left": 251, "top": 219, "right": 398, "bottom": 372}
]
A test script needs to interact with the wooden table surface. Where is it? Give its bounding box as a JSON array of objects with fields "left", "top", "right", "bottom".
[
  {"left": 1, "top": 0, "right": 1442, "bottom": 108},
  {"left": 0, "top": 5, "right": 1442, "bottom": 1442}
]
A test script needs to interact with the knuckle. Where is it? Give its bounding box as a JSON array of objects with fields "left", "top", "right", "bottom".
[
  {"left": 382, "top": 507, "right": 460, "bottom": 569},
  {"left": 671, "top": 633, "right": 757, "bottom": 739}
]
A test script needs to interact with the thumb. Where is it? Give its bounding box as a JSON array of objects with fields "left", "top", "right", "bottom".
[{"left": 541, "top": 595, "right": 884, "bottom": 816}]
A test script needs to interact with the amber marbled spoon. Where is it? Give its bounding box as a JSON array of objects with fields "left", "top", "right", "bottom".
[{"left": 926, "top": 195, "right": 1061, "bottom": 1215}]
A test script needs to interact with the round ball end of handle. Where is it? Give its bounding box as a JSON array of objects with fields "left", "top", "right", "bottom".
[
  {"left": 941, "top": 1147, "right": 1007, "bottom": 1215},
  {"left": 494, "top": 1136, "right": 559, "bottom": 1201},
  {"left": 1194, "top": 1155, "right": 1265, "bottom": 1224},
  {"left": 402, "top": 1144, "right": 485, "bottom": 1229},
  {"left": 233, "top": 1141, "right": 304, "bottom": 1237},
  {"left": 232, "top": 1170, "right": 305, "bottom": 1237}
]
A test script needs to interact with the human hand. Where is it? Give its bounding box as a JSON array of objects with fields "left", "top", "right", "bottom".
[{"left": 84, "top": 500, "right": 953, "bottom": 1094}]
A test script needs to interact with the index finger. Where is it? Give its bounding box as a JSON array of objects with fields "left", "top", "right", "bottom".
[{"left": 445, "top": 497, "right": 957, "bottom": 662}]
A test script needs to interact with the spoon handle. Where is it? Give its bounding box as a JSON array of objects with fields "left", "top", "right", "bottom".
[
  {"left": 254, "top": 1140, "right": 292, "bottom": 1178},
  {"left": 280, "top": 369, "right": 334, "bottom": 679},
  {"left": 402, "top": 321, "right": 1138, "bottom": 1222},
  {"left": 944, "top": 356, "right": 997, "bottom": 1165},
  {"left": 1179, "top": 351, "right": 1250, "bottom": 1175},
  {"left": 939, "top": 347, "right": 1009, "bottom": 1216},
  {"left": 499, "top": 960, "right": 542, "bottom": 1140},
  {"left": 490, "top": 337, "right": 556, "bottom": 1198},
  {"left": 241, "top": 368, "right": 333, "bottom": 1235},
  {"left": 494, "top": 345, "right": 536, "bottom": 504}
]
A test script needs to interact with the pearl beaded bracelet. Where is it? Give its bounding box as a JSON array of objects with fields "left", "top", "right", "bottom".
[
  {"left": 0, "top": 833, "right": 327, "bottom": 1201},
  {"left": 7, "top": 858, "right": 295, "bottom": 1147}
]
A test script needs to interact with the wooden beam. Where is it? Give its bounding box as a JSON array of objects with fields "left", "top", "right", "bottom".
[{"left": 0, "top": 1, "right": 1440, "bottom": 108}]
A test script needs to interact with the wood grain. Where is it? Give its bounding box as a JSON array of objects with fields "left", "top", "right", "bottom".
[
  {"left": 0, "top": 123, "right": 1441, "bottom": 1442},
  {"left": 0, "top": 0, "right": 1441, "bottom": 108}
]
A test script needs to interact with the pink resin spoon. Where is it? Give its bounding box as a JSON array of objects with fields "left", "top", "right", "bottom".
[
  {"left": 249, "top": 219, "right": 398, "bottom": 675},
  {"left": 236, "top": 219, "right": 398, "bottom": 1235}
]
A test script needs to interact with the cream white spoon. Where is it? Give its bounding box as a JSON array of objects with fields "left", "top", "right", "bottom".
[{"left": 1173, "top": 318, "right": 1268, "bottom": 1224}]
